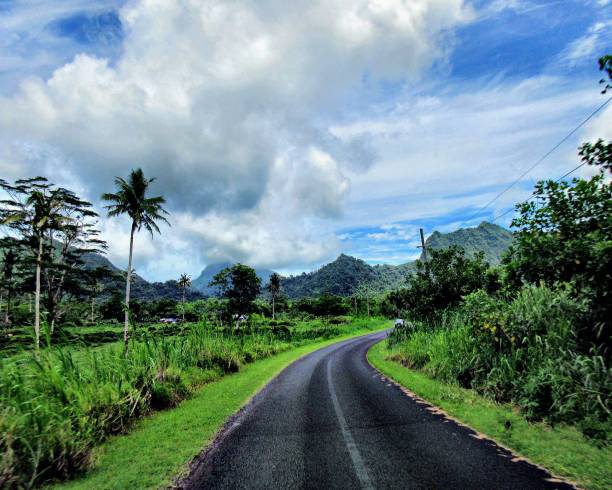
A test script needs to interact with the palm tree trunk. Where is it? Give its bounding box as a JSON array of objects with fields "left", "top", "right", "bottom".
[
  {"left": 5, "top": 286, "right": 11, "bottom": 324},
  {"left": 124, "top": 223, "right": 136, "bottom": 355},
  {"left": 272, "top": 295, "right": 275, "bottom": 321},
  {"left": 182, "top": 289, "right": 185, "bottom": 322},
  {"left": 34, "top": 238, "right": 42, "bottom": 350},
  {"left": 91, "top": 296, "right": 95, "bottom": 324}
]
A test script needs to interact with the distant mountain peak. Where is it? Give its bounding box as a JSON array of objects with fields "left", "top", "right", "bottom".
[
  {"left": 191, "top": 261, "right": 275, "bottom": 295},
  {"left": 423, "top": 221, "right": 513, "bottom": 264}
]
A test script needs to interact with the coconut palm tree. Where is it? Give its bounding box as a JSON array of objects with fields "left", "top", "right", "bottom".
[
  {"left": 1, "top": 178, "right": 66, "bottom": 349},
  {"left": 102, "top": 168, "right": 169, "bottom": 354},
  {"left": 267, "top": 272, "right": 281, "bottom": 320},
  {"left": 178, "top": 273, "right": 191, "bottom": 322}
]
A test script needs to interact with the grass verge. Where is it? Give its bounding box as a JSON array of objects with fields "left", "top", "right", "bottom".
[
  {"left": 367, "top": 341, "right": 612, "bottom": 490},
  {"left": 53, "top": 323, "right": 389, "bottom": 490}
]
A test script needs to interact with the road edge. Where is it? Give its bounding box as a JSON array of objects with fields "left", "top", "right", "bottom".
[{"left": 365, "top": 340, "right": 583, "bottom": 490}]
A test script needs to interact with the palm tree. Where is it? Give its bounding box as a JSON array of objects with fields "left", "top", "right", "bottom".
[
  {"left": 178, "top": 273, "right": 191, "bottom": 322},
  {"left": 1, "top": 183, "right": 66, "bottom": 348},
  {"left": 267, "top": 272, "right": 281, "bottom": 320},
  {"left": 102, "top": 168, "right": 169, "bottom": 354}
]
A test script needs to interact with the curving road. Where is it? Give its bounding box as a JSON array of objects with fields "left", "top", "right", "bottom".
[{"left": 183, "top": 330, "right": 574, "bottom": 489}]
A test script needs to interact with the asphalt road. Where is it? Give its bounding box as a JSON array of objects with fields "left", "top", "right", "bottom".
[{"left": 183, "top": 330, "right": 574, "bottom": 489}]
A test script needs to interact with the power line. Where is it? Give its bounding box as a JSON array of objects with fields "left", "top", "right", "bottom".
[
  {"left": 491, "top": 159, "right": 590, "bottom": 223},
  {"left": 478, "top": 95, "right": 612, "bottom": 215}
]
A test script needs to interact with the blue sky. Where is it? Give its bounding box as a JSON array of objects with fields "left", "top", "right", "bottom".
[{"left": 0, "top": 0, "right": 611, "bottom": 280}]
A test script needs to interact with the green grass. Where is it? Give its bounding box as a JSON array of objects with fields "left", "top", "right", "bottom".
[
  {"left": 51, "top": 321, "right": 390, "bottom": 489},
  {"left": 368, "top": 341, "right": 612, "bottom": 490}
]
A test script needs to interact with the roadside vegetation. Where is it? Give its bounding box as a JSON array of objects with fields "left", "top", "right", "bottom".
[
  {"left": 369, "top": 343, "right": 611, "bottom": 490},
  {"left": 0, "top": 311, "right": 387, "bottom": 487},
  {"left": 375, "top": 57, "right": 611, "bottom": 485}
]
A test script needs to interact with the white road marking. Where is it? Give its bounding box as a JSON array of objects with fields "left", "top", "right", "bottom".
[{"left": 326, "top": 358, "right": 374, "bottom": 490}]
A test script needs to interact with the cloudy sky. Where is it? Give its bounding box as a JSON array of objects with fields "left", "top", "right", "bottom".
[{"left": 1, "top": 0, "right": 611, "bottom": 281}]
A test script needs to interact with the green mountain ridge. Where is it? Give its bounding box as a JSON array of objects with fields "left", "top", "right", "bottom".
[
  {"left": 281, "top": 222, "right": 513, "bottom": 298},
  {"left": 422, "top": 222, "right": 513, "bottom": 264},
  {"left": 82, "top": 253, "right": 205, "bottom": 302},
  {"left": 80, "top": 221, "right": 513, "bottom": 300}
]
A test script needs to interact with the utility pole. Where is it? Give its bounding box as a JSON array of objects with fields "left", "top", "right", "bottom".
[{"left": 417, "top": 228, "right": 428, "bottom": 261}]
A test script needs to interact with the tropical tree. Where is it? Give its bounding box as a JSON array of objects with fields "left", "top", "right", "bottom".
[
  {"left": 178, "top": 273, "right": 191, "bottom": 322},
  {"left": 42, "top": 190, "right": 105, "bottom": 333},
  {"left": 267, "top": 272, "right": 281, "bottom": 320},
  {"left": 1, "top": 178, "right": 64, "bottom": 348},
  {"left": 102, "top": 168, "right": 169, "bottom": 354},
  {"left": 210, "top": 264, "right": 261, "bottom": 331},
  {"left": 1, "top": 178, "right": 106, "bottom": 344}
]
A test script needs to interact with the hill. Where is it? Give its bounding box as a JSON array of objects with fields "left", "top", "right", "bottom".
[
  {"left": 280, "top": 222, "right": 513, "bottom": 298},
  {"left": 77, "top": 221, "right": 513, "bottom": 300},
  {"left": 82, "top": 253, "right": 204, "bottom": 302},
  {"left": 282, "top": 254, "right": 377, "bottom": 298},
  {"left": 423, "top": 222, "right": 513, "bottom": 264},
  {"left": 191, "top": 262, "right": 274, "bottom": 295}
]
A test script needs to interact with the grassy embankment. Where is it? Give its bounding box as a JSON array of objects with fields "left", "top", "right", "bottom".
[
  {"left": 368, "top": 341, "right": 612, "bottom": 490},
  {"left": 0, "top": 316, "right": 388, "bottom": 488}
]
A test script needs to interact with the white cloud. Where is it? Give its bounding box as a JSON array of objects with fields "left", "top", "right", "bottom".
[
  {"left": 0, "top": 0, "right": 473, "bottom": 278},
  {"left": 559, "top": 20, "right": 612, "bottom": 66},
  {"left": 333, "top": 75, "right": 611, "bottom": 229}
]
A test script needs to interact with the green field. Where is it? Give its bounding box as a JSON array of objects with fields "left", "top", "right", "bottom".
[{"left": 368, "top": 342, "right": 612, "bottom": 490}]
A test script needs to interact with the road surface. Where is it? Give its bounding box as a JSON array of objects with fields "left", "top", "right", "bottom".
[{"left": 183, "top": 330, "right": 573, "bottom": 489}]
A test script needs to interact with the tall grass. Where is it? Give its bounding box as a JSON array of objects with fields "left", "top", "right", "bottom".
[
  {"left": 387, "top": 285, "right": 611, "bottom": 443},
  {"left": 0, "top": 332, "right": 287, "bottom": 487},
  {"left": 0, "top": 317, "right": 385, "bottom": 487}
]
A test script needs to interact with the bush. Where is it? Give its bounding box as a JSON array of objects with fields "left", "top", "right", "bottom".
[
  {"left": 387, "top": 284, "right": 610, "bottom": 441},
  {"left": 387, "top": 246, "right": 499, "bottom": 322}
]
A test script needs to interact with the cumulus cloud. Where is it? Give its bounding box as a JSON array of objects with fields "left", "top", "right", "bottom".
[{"left": 0, "top": 0, "right": 473, "bottom": 277}]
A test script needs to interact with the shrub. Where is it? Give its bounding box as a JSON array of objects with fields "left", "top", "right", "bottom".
[
  {"left": 387, "top": 284, "right": 610, "bottom": 441},
  {"left": 387, "top": 246, "right": 499, "bottom": 322}
]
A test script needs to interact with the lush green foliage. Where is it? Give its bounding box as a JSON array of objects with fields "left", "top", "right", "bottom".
[
  {"left": 210, "top": 263, "right": 262, "bottom": 323},
  {"left": 385, "top": 246, "right": 499, "bottom": 320},
  {"left": 191, "top": 262, "right": 273, "bottom": 296},
  {"left": 388, "top": 285, "right": 610, "bottom": 442},
  {"left": 503, "top": 141, "right": 611, "bottom": 352}
]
